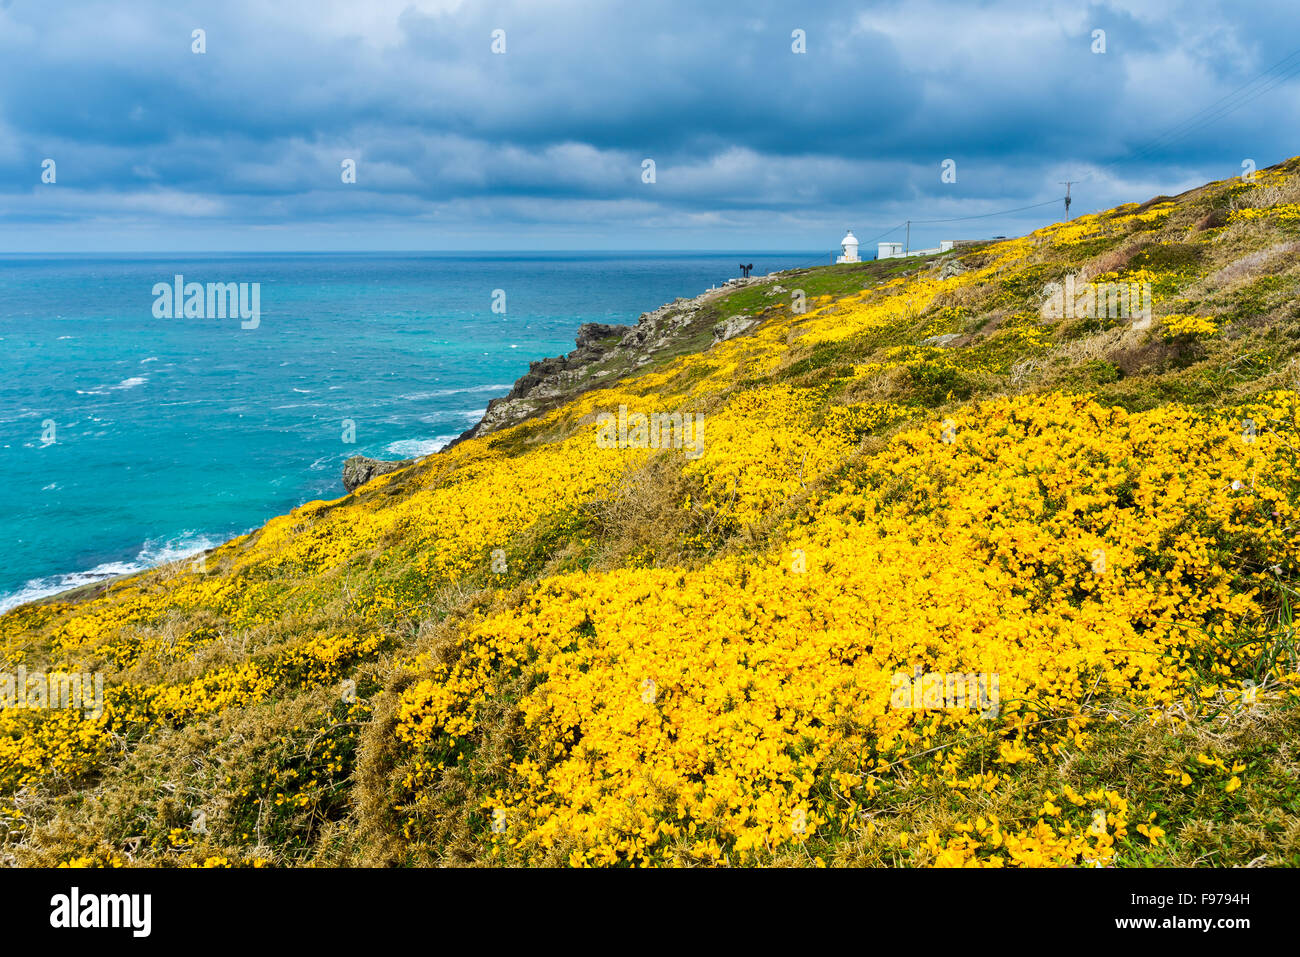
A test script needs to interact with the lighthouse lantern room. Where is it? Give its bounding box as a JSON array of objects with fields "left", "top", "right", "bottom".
[{"left": 836, "top": 230, "right": 860, "bottom": 263}]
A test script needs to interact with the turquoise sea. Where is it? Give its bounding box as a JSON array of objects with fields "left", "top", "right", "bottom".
[{"left": 0, "top": 252, "right": 818, "bottom": 611}]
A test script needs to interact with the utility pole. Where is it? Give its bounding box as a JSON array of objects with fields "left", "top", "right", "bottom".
[
  {"left": 1059, "top": 182, "right": 1076, "bottom": 220},
  {"left": 905, "top": 220, "right": 910, "bottom": 255}
]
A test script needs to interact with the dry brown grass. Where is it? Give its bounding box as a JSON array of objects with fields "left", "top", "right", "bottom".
[
  {"left": 588, "top": 450, "right": 704, "bottom": 571},
  {"left": 1206, "top": 241, "right": 1300, "bottom": 289},
  {"left": 840, "top": 366, "right": 912, "bottom": 405}
]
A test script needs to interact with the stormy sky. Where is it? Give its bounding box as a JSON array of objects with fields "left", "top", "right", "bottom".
[{"left": 1, "top": 0, "right": 1297, "bottom": 251}]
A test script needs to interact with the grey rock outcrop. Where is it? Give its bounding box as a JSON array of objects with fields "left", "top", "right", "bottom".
[
  {"left": 344, "top": 274, "right": 781, "bottom": 489},
  {"left": 457, "top": 282, "right": 750, "bottom": 443},
  {"left": 937, "top": 255, "right": 968, "bottom": 279},
  {"left": 713, "top": 315, "right": 759, "bottom": 344},
  {"left": 342, "top": 455, "right": 413, "bottom": 493},
  {"left": 920, "top": 333, "right": 962, "bottom": 348}
]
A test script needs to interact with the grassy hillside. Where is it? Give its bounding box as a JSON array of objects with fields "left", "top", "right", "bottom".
[{"left": 4, "top": 160, "right": 1300, "bottom": 867}]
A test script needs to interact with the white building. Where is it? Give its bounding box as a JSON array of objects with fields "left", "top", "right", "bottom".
[
  {"left": 876, "top": 239, "right": 964, "bottom": 260},
  {"left": 836, "top": 230, "right": 860, "bottom": 263}
]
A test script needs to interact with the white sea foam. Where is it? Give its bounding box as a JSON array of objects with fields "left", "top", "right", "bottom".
[
  {"left": 135, "top": 531, "right": 226, "bottom": 566},
  {"left": 0, "top": 530, "right": 227, "bottom": 614},
  {"left": 385, "top": 436, "right": 457, "bottom": 458},
  {"left": 77, "top": 376, "right": 148, "bottom": 396},
  {"left": 397, "top": 384, "right": 510, "bottom": 402}
]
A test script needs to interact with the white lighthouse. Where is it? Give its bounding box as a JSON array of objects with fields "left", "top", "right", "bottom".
[{"left": 836, "top": 230, "right": 860, "bottom": 263}]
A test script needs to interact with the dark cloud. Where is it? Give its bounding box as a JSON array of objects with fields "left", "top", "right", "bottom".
[{"left": 0, "top": 0, "right": 1297, "bottom": 250}]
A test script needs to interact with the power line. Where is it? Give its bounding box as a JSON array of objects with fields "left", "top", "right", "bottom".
[
  {"left": 784, "top": 221, "right": 909, "bottom": 270},
  {"left": 908, "top": 198, "right": 1064, "bottom": 225},
  {"left": 785, "top": 196, "right": 1072, "bottom": 269},
  {"left": 1106, "top": 46, "right": 1300, "bottom": 170},
  {"left": 787, "top": 44, "right": 1300, "bottom": 273},
  {"left": 853, "top": 43, "right": 1300, "bottom": 251}
]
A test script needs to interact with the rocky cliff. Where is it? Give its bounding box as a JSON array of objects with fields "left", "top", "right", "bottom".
[
  {"left": 342, "top": 275, "right": 776, "bottom": 489},
  {"left": 342, "top": 455, "right": 413, "bottom": 493}
]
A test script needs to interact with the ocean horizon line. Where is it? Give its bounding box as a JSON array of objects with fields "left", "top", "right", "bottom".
[{"left": 0, "top": 249, "right": 833, "bottom": 259}]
